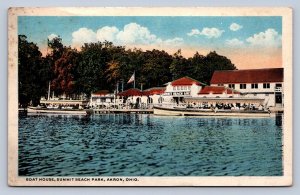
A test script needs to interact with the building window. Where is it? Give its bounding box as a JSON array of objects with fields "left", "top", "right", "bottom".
[
  {"left": 188, "top": 86, "right": 191, "bottom": 90},
  {"left": 251, "top": 83, "right": 258, "bottom": 89},
  {"left": 276, "top": 83, "right": 282, "bottom": 87},
  {"left": 263, "top": 83, "right": 270, "bottom": 88},
  {"left": 218, "top": 84, "right": 224, "bottom": 86},
  {"left": 240, "top": 84, "right": 246, "bottom": 89},
  {"left": 158, "top": 97, "right": 163, "bottom": 103},
  {"left": 228, "top": 84, "right": 235, "bottom": 89},
  {"left": 173, "top": 87, "right": 176, "bottom": 91}
]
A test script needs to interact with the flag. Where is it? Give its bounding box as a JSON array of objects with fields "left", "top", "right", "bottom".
[{"left": 127, "top": 72, "right": 135, "bottom": 84}]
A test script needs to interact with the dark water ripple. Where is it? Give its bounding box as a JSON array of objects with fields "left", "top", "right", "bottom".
[{"left": 19, "top": 114, "right": 283, "bottom": 176}]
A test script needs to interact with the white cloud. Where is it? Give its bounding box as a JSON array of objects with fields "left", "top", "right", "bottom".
[
  {"left": 246, "top": 28, "right": 282, "bottom": 47},
  {"left": 48, "top": 33, "right": 58, "bottom": 41},
  {"left": 163, "top": 37, "right": 184, "bottom": 46},
  {"left": 229, "top": 23, "right": 243, "bottom": 31},
  {"left": 187, "top": 29, "right": 201, "bottom": 36},
  {"left": 96, "top": 26, "right": 119, "bottom": 42},
  {"left": 72, "top": 28, "right": 97, "bottom": 46},
  {"left": 225, "top": 38, "right": 244, "bottom": 47},
  {"left": 187, "top": 27, "right": 224, "bottom": 38},
  {"left": 116, "top": 23, "right": 158, "bottom": 45},
  {"left": 71, "top": 23, "right": 184, "bottom": 48}
]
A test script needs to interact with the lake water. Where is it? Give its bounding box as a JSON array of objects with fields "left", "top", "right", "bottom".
[{"left": 19, "top": 114, "right": 283, "bottom": 176}]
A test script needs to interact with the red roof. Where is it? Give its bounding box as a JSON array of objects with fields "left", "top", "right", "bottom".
[
  {"left": 92, "top": 90, "right": 110, "bottom": 96},
  {"left": 210, "top": 68, "right": 283, "bottom": 84},
  {"left": 143, "top": 87, "right": 165, "bottom": 96},
  {"left": 198, "top": 86, "right": 240, "bottom": 95},
  {"left": 117, "top": 88, "right": 143, "bottom": 97},
  {"left": 171, "top": 76, "right": 204, "bottom": 86}
]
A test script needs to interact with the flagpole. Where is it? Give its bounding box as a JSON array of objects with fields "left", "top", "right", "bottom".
[
  {"left": 47, "top": 81, "right": 51, "bottom": 100},
  {"left": 133, "top": 71, "right": 136, "bottom": 89}
]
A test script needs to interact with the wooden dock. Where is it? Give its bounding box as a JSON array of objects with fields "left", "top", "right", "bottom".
[
  {"left": 93, "top": 109, "right": 153, "bottom": 114},
  {"left": 269, "top": 107, "right": 284, "bottom": 113}
]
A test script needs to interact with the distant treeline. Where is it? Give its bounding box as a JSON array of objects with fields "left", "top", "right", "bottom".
[{"left": 18, "top": 35, "right": 236, "bottom": 106}]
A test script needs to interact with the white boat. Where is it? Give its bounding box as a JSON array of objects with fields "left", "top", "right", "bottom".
[
  {"left": 27, "top": 106, "right": 88, "bottom": 115},
  {"left": 153, "top": 106, "right": 271, "bottom": 117},
  {"left": 26, "top": 81, "right": 90, "bottom": 115}
]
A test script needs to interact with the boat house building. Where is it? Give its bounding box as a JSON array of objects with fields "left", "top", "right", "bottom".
[
  {"left": 117, "top": 87, "right": 165, "bottom": 108},
  {"left": 89, "top": 90, "right": 116, "bottom": 108},
  {"left": 89, "top": 68, "right": 283, "bottom": 110},
  {"left": 163, "top": 76, "right": 204, "bottom": 103},
  {"left": 210, "top": 68, "right": 284, "bottom": 108}
]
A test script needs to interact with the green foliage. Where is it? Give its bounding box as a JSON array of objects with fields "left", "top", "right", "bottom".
[
  {"left": 18, "top": 35, "right": 237, "bottom": 105},
  {"left": 189, "top": 51, "right": 237, "bottom": 85},
  {"left": 18, "top": 35, "right": 51, "bottom": 106},
  {"left": 201, "top": 51, "right": 236, "bottom": 84},
  {"left": 170, "top": 49, "right": 192, "bottom": 80},
  {"left": 52, "top": 47, "right": 79, "bottom": 96}
]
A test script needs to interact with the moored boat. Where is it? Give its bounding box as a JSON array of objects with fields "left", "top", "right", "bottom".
[
  {"left": 153, "top": 106, "right": 271, "bottom": 117},
  {"left": 27, "top": 106, "right": 88, "bottom": 115}
]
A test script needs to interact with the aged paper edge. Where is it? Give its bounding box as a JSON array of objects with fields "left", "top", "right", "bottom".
[{"left": 8, "top": 7, "right": 293, "bottom": 186}]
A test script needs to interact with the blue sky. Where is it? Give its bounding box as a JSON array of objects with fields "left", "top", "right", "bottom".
[{"left": 18, "top": 16, "right": 282, "bottom": 69}]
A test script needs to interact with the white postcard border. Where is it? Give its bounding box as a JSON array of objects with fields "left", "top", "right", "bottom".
[{"left": 8, "top": 7, "right": 293, "bottom": 186}]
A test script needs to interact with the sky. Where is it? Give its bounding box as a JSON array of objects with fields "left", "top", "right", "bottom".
[{"left": 18, "top": 16, "right": 282, "bottom": 69}]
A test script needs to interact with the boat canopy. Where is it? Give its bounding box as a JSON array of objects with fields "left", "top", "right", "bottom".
[
  {"left": 184, "top": 97, "right": 264, "bottom": 105},
  {"left": 40, "top": 99, "right": 89, "bottom": 106}
]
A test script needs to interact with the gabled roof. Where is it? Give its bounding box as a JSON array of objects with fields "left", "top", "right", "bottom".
[
  {"left": 210, "top": 68, "right": 283, "bottom": 84},
  {"left": 117, "top": 88, "right": 143, "bottom": 97},
  {"left": 143, "top": 87, "right": 166, "bottom": 96},
  {"left": 171, "top": 76, "right": 204, "bottom": 86},
  {"left": 198, "top": 86, "right": 240, "bottom": 95}
]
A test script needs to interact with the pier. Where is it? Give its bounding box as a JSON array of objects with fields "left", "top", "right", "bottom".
[{"left": 93, "top": 108, "right": 153, "bottom": 114}]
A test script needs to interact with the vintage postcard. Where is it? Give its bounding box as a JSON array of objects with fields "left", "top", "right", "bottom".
[{"left": 8, "top": 7, "right": 292, "bottom": 186}]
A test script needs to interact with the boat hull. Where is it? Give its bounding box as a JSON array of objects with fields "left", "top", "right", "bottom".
[
  {"left": 27, "top": 107, "right": 87, "bottom": 115},
  {"left": 153, "top": 106, "right": 270, "bottom": 117}
]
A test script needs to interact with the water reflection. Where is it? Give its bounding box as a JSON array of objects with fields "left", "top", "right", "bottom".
[
  {"left": 19, "top": 114, "right": 283, "bottom": 176},
  {"left": 275, "top": 113, "right": 283, "bottom": 126}
]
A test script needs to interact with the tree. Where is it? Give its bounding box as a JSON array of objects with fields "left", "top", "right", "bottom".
[
  {"left": 201, "top": 51, "right": 237, "bottom": 84},
  {"left": 106, "top": 60, "right": 121, "bottom": 84},
  {"left": 18, "top": 34, "right": 238, "bottom": 103},
  {"left": 51, "top": 47, "right": 80, "bottom": 97},
  {"left": 47, "top": 36, "right": 64, "bottom": 62},
  {"left": 140, "top": 49, "right": 173, "bottom": 88},
  {"left": 170, "top": 49, "right": 191, "bottom": 80},
  {"left": 76, "top": 42, "right": 116, "bottom": 96},
  {"left": 188, "top": 52, "right": 206, "bottom": 83},
  {"left": 18, "top": 35, "right": 51, "bottom": 106}
]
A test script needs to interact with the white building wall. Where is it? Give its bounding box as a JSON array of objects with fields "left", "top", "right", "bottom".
[
  {"left": 190, "top": 84, "right": 202, "bottom": 97},
  {"left": 151, "top": 94, "right": 164, "bottom": 104},
  {"left": 141, "top": 96, "right": 148, "bottom": 104},
  {"left": 212, "top": 82, "right": 283, "bottom": 107},
  {"left": 165, "top": 83, "right": 173, "bottom": 93},
  {"left": 90, "top": 94, "right": 114, "bottom": 107}
]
